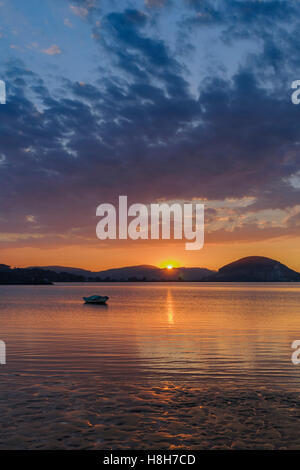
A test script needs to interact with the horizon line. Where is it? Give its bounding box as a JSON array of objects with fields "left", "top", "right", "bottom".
[{"left": 1, "top": 255, "right": 293, "bottom": 273}]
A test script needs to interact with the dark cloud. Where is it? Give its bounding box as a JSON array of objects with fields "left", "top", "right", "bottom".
[
  {"left": 1, "top": 4, "right": 300, "bottom": 248},
  {"left": 183, "top": 0, "right": 223, "bottom": 26},
  {"left": 185, "top": 0, "right": 295, "bottom": 26},
  {"left": 145, "top": 0, "right": 170, "bottom": 7}
]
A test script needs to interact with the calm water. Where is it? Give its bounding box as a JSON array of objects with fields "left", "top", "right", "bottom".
[{"left": 1, "top": 282, "right": 300, "bottom": 449}]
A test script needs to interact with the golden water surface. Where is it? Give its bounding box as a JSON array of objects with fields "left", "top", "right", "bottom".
[{"left": 0, "top": 282, "right": 300, "bottom": 449}]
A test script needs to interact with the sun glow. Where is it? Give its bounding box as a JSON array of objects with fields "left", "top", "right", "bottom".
[{"left": 159, "top": 259, "right": 181, "bottom": 269}]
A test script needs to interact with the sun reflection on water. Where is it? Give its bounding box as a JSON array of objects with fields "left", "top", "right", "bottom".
[{"left": 167, "top": 289, "right": 174, "bottom": 326}]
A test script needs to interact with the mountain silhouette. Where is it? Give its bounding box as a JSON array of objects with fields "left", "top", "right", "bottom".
[
  {"left": 29, "top": 264, "right": 214, "bottom": 282},
  {"left": 205, "top": 256, "right": 300, "bottom": 282},
  {"left": 1, "top": 257, "right": 300, "bottom": 284},
  {"left": 0, "top": 265, "right": 85, "bottom": 284}
]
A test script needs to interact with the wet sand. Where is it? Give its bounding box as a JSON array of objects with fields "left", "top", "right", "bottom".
[{"left": 1, "top": 374, "right": 300, "bottom": 449}]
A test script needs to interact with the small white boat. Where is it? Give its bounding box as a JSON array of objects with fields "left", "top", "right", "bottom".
[{"left": 83, "top": 295, "right": 109, "bottom": 304}]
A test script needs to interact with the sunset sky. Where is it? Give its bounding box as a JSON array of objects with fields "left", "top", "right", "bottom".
[{"left": 0, "top": 0, "right": 300, "bottom": 272}]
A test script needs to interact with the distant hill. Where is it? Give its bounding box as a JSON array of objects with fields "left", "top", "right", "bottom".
[
  {"left": 0, "top": 265, "right": 86, "bottom": 285},
  {"left": 28, "top": 264, "right": 214, "bottom": 282},
  {"left": 29, "top": 265, "right": 97, "bottom": 278},
  {"left": 2, "top": 257, "right": 300, "bottom": 284},
  {"left": 205, "top": 256, "right": 300, "bottom": 282}
]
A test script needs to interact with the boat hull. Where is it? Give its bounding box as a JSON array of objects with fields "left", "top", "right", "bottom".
[{"left": 83, "top": 295, "right": 109, "bottom": 304}]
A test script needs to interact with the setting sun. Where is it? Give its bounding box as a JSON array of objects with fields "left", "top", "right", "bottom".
[{"left": 158, "top": 259, "right": 181, "bottom": 269}]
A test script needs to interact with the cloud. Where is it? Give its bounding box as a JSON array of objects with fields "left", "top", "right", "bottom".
[
  {"left": 64, "top": 18, "right": 73, "bottom": 28},
  {"left": 70, "top": 5, "right": 89, "bottom": 18},
  {"left": 1, "top": 2, "right": 300, "bottom": 249},
  {"left": 145, "top": 0, "right": 168, "bottom": 7},
  {"left": 42, "top": 44, "right": 61, "bottom": 55},
  {"left": 69, "top": 1, "right": 97, "bottom": 19},
  {"left": 26, "top": 215, "right": 37, "bottom": 223}
]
